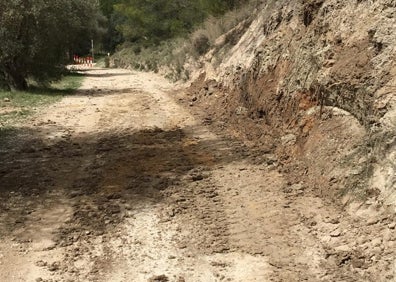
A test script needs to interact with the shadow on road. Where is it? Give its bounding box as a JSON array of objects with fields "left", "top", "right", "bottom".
[
  {"left": 73, "top": 87, "right": 142, "bottom": 97},
  {"left": 0, "top": 125, "right": 244, "bottom": 239},
  {"left": 80, "top": 72, "right": 134, "bottom": 78}
]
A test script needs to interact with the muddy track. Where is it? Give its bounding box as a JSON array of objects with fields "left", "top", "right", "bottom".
[{"left": 0, "top": 68, "right": 395, "bottom": 282}]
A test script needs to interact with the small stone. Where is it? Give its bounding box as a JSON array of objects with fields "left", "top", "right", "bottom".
[
  {"left": 388, "top": 222, "right": 395, "bottom": 229},
  {"left": 291, "top": 183, "right": 304, "bottom": 191},
  {"left": 235, "top": 106, "right": 247, "bottom": 115},
  {"left": 3, "top": 98, "right": 10, "bottom": 102},
  {"left": 372, "top": 247, "right": 382, "bottom": 256},
  {"left": 107, "top": 193, "right": 121, "bottom": 200},
  {"left": 371, "top": 237, "right": 382, "bottom": 247},
  {"left": 148, "top": 274, "right": 169, "bottom": 282},
  {"left": 330, "top": 229, "right": 342, "bottom": 237},
  {"left": 48, "top": 262, "right": 60, "bottom": 272},
  {"left": 335, "top": 244, "right": 351, "bottom": 252},
  {"left": 281, "top": 134, "right": 297, "bottom": 146},
  {"left": 386, "top": 241, "right": 395, "bottom": 249},
  {"left": 178, "top": 244, "right": 187, "bottom": 249},
  {"left": 366, "top": 218, "right": 379, "bottom": 226},
  {"left": 351, "top": 257, "right": 366, "bottom": 269},
  {"left": 329, "top": 218, "right": 340, "bottom": 224},
  {"left": 356, "top": 236, "right": 368, "bottom": 245},
  {"left": 383, "top": 229, "right": 392, "bottom": 242},
  {"left": 35, "top": 260, "right": 47, "bottom": 267},
  {"left": 192, "top": 174, "right": 204, "bottom": 181}
]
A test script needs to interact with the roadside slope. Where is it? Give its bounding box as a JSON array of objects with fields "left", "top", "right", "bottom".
[{"left": 187, "top": 0, "right": 395, "bottom": 213}]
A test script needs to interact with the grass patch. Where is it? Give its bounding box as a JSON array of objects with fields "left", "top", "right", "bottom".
[
  {"left": 0, "top": 73, "right": 84, "bottom": 127},
  {"left": 0, "top": 109, "right": 32, "bottom": 124},
  {"left": 51, "top": 73, "right": 85, "bottom": 93}
]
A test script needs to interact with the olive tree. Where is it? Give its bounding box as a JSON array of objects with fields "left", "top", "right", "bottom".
[{"left": 0, "top": 0, "right": 103, "bottom": 91}]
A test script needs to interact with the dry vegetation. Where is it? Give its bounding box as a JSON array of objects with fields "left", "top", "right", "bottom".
[{"left": 111, "top": 0, "right": 260, "bottom": 81}]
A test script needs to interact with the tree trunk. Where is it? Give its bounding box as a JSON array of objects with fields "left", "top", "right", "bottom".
[{"left": 4, "top": 63, "right": 28, "bottom": 91}]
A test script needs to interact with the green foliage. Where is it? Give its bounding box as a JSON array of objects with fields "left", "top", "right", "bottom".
[
  {"left": 105, "top": 0, "right": 246, "bottom": 49},
  {"left": 99, "top": 0, "right": 121, "bottom": 17},
  {"left": 0, "top": 0, "right": 103, "bottom": 91},
  {"left": 111, "top": 0, "right": 256, "bottom": 81},
  {"left": 113, "top": 0, "right": 194, "bottom": 46},
  {"left": 199, "top": 0, "right": 241, "bottom": 15},
  {"left": 112, "top": 38, "right": 190, "bottom": 81},
  {"left": 192, "top": 33, "right": 210, "bottom": 55}
]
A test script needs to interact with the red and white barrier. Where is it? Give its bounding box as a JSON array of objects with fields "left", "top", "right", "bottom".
[{"left": 73, "top": 55, "right": 94, "bottom": 67}]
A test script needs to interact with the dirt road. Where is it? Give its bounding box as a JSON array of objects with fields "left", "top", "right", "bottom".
[{"left": 0, "top": 68, "right": 395, "bottom": 282}]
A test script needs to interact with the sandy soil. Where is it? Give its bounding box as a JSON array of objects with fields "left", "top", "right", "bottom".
[{"left": 0, "top": 68, "right": 395, "bottom": 282}]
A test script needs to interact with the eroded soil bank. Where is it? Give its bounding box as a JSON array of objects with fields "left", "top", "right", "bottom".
[{"left": 0, "top": 68, "right": 395, "bottom": 281}]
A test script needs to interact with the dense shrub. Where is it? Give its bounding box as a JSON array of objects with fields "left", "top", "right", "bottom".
[
  {"left": 0, "top": 0, "right": 103, "bottom": 90},
  {"left": 192, "top": 33, "right": 210, "bottom": 55}
]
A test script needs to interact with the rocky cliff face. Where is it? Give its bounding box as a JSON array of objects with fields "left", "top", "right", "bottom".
[{"left": 188, "top": 0, "right": 396, "bottom": 208}]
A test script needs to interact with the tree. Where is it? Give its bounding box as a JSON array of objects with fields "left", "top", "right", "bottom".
[
  {"left": 113, "top": 0, "right": 195, "bottom": 46},
  {"left": 0, "top": 0, "right": 103, "bottom": 91},
  {"left": 99, "top": 0, "right": 124, "bottom": 52},
  {"left": 99, "top": 0, "right": 121, "bottom": 17},
  {"left": 96, "top": 0, "right": 247, "bottom": 52},
  {"left": 199, "top": 0, "right": 239, "bottom": 16},
  {"left": 110, "top": 0, "right": 246, "bottom": 48}
]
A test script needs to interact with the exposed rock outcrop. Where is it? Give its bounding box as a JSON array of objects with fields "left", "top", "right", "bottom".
[{"left": 187, "top": 0, "right": 396, "bottom": 208}]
